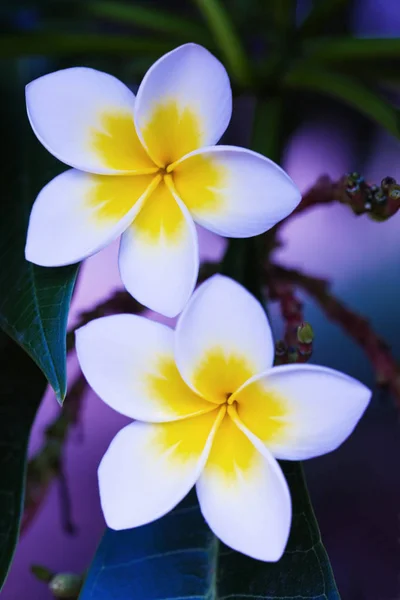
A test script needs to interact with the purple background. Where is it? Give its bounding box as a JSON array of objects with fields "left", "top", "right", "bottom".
[{"left": 3, "top": 2, "right": 400, "bottom": 597}]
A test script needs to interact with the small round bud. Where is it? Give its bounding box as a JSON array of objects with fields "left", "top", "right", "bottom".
[
  {"left": 345, "top": 172, "right": 362, "bottom": 195},
  {"left": 297, "top": 322, "right": 314, "bottom": 344},
  {"left": 49, "top": 573, "right": 82, "bottom": 598},
  {"left": 388, "top": 186, "right": 400, "bottom": 200},
  {"left": 381, "top": 176, "right": 396, "bottom": 191},
  {"left": 287, "top": 346, "right": 298, "bottom": 363},
  {"left": 274, "top": 340, "right": 287, "bottom": 356},
  {"left": 373, "top": 189, "right": 386, "bottom": 204}
]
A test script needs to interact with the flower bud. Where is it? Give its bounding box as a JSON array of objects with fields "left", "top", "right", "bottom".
[
  {"left": 297, "top": 322, "right": 314, "bottom": 344},
  {"left": 49, "top": 573, "right": 82, "bottom": 598}
]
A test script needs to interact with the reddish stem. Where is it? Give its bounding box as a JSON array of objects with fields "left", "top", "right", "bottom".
[{"left": 268, "top": 264, "right": 400, "bottom": 405}]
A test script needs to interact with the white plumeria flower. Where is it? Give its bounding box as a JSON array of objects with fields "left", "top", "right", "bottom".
[
  {"left": 76, "top": 275, "right": 371, "bottom": 561},
  {"left": 25, "top": 43, "right": 301, "bottom": 317}
]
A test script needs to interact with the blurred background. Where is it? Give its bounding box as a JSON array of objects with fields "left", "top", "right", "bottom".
[{"left": 1, "top": 0, "right": 400, "bottom": 598}]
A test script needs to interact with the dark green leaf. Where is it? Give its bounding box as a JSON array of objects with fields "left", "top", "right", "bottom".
[
  {"left": 303, "top": 36, "right": 400, "bottom": 62},
  {"left": 0, "top": 59, "right": 78, "bottom": 400},
  {"left": 192, "top": 0, "right": 251, "bottom": 86},
  {"left": 86, "top": 1, "right": 211, "bottom": 45},
  {"left": 268, "top": 0, "right": 296, "bottom": 36},
  {"left": 300, "top": 0, "right": 350, "bottom": 37},
  {"left": 0, "top": 34, "right": 173, "bottom": 58},
  {"left": 283, "top": 65, "right": 400, "bottom": 138},
  {"left": 251, "top": 96, "right": 285, "bottom": 161},
  {"left": 0, "top": 332, "right": 46, "bottom": 590},
  {"left": 80, "top": 464, "right": 340, "bottom": 599}
]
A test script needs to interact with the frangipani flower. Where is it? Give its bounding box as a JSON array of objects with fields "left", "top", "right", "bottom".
[
  {"left": 76, "top": 275, "right": 371, "bottom": 561},
  {"left": 25, "top": 43, "right": 301, "bottom": 317}
]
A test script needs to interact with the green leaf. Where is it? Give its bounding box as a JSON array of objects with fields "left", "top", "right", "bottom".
[
  {"left": 251, "top": 96, "right": 285, "bottom": 161},
  {"left": 86, "top": 1, "right": 211, "bottom": 45},
  {"left": 268, "top": 0, "right": 296, "bottom": 36},
  {"left": 192, "top": 0, "right": 251, "bottom": 86},
  {"left": 303, "top": 36, "right": 400, "bottom": 62},
  {"left": 300, "top": 0, "right": 350, "bottom": 37},
  {"left": 283, "top": 65, "right": 400, "bottom": 138},
  {"left": 0, "top": 59, "right": 78, "bottom": 400},
  {"left": 0, "top": 332, "right": 46, "bottom": 591},
  {"left": 80, "top": 465, "right": 340, "bottom": 598},
  {"left": 0, "top": 34, "right": 173, "bottom": 58}
]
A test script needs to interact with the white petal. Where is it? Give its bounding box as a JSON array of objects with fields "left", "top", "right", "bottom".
[
  {"left": 235, "top": 363, "right": 371, "bottom": 460},
  {"left": 99, "top": 408, "right": 224, "bottom": 529},
  {"left": 26, "top": 67, "right": 156, "bottom": 174},
  {"left": 134, "top": 43, "right": 232, "bottom": 167},
  {"left": 196, "top": 411, "right": 291, "bottom": 561},
  {"left": 175, "top": 275, "right": 274, "bottom": 400},
  {"left": 76, "top": 314, "right": 214, "bottom": 422},
  {"left": 119, "top": 179, "right": 199, "bottom": 317},
  {"left": 172, "top": 146, "right": 301, "bottom": 237},
  {"left": 25, "top": 169, "right": 157, "bottom": 267}
]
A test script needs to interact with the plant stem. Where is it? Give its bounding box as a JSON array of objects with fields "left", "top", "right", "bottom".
[{"left": 269, "top": 264, "right": 400, "bottom": 406}]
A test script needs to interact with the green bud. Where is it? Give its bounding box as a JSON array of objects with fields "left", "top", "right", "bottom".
[
  {"left": 49, "top": 573, "right": 82, "bottom": 598},
  {"left": 297, "top": 322, "right": 314, "bottom": 344},
  {"left": 31, "top": 564, "right": 54, "bottom": 583},
  {"left": 389, "top": 186, "right": 400, "bottom": 200},
  {"left": 287, "top": 346, "right": 298, "bottom": 363}
]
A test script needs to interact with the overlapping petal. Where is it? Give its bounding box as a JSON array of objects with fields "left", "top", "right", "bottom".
[
  {"left": 76, "top": 314, "right": 214, "bottom": 422},
  {"left": 235, "top": 364, "right": 371, "bottom": 460},
  {"left": 172, "top": 146, "right": 301, "bottom": 237},
  {"left": 119, "top": 179, "right": 199, "bottom": 317},
  {"left": 175, "top": 275, "right": 274, "bottom": 401},
  {"left": 26, "top": 67, "right": 156, "bottom": 175},
  {"left": 25, "top": 169, "right": 157, "bottom": 266},
  {"left": 134, "top": 43, "right": 232, "bottom": 167},
  {"left": 99, "top": 408, "right": 225, "bottom": 530},
  {"left": 196, "top": 409, "right": 291, "bottom": 561}
]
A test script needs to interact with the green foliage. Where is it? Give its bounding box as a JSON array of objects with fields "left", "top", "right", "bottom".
[
  {"left": 0, "top": 60, "right": 78, "bottom": 402},
  {"left": 304, "top": 36, "right": 400, "bottom": 61},
  {"left": 86, "top": 1, "right": 210, "bottom": 44},
  {"left": 300, "top": 0, "right": 350, "bottom": 36},
  {"left": 0, "top": 34, "right": 174, "bottom": 58},
  {"left": 0, "top": 333, "right": 47, "bottom": 590},
  {"left": 192, "top": 0, "right": 251, "bottom": 86},
  {"left": 284, "top": 65, "right": 400, "bottom": 138}
]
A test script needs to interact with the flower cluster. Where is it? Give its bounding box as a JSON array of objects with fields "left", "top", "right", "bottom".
[{"left": 26, "top": 43, "right": 371, "bottom": 562}]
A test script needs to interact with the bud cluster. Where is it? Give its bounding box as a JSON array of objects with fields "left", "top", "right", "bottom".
[
  {"left": 344, "top": 173, "right": 400, "bottom": 221},
  {"left": 269, "top": 282, "right": 314, "bottom": 365}
]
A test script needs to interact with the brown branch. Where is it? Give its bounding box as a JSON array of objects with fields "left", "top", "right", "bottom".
[
  {"left": 279, "top": 173, "right": 400, "bottom": 225},
  {"left": 268, "top": 277, "right": 314, "bottom": 365},
  {"left": 268, "top": 264, "right": 400, "bottom": 405},
  {"left": 22, "top": 374, "right": 87, "bottom": 534}
]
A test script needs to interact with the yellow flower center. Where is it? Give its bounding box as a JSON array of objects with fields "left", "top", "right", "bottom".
[{"left": 88, "top": 105, "right": 228, "bottom": 234}]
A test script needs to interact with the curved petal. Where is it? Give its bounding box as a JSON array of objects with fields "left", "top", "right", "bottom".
[
  {"left": 25, "top": 169, "right": 157, "bottom": 267},
  {"left": 172, "top": 146, "right": 301, "bottom": 237},
  {"left": 76, "top": 314, "right": 215, "bottom": 422},
  {"left": 235, "top": 364, "right": 371, "bottom": 460},
  {"left": 175, "top": 275, "right": 274, "bottom": 401},
  {"left": 99, "top": 407, "right": 225, "bottom": 529},
  {"left": 26, "top": 67, "right": 156, "bottom": 174},
  {"left": 134, "top": 43, "right": 232, "bottom": 167},
  {"left": 119, "top": 178, "right": 199, "bottom": 318},
  {"left": 196, "top": 410, "right": 291, "bottom": 561}
]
